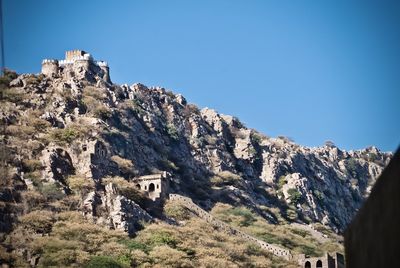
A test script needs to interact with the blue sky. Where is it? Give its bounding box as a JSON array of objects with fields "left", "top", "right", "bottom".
[{"left": 3, "top": 0, "right": 400, "bottom": 152}]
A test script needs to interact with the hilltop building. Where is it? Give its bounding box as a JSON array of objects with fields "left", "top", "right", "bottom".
[{"left": 41, "top": 50, "right": 110, "bottom": 83}]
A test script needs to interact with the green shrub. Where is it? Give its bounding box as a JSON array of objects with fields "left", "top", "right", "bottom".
[
  {"left": 49, "top": 124, "right": 89, "bottom": 145},
  {"left": 277, "top": 175, "right": 287, "bottom": 189},
  {"left": 210, "top": 171, "right": 242, "bottom": 187},
  {"left": 250, "top": 131, "right": 264, "bottom": 145},
  {"left": 40, "top": 183, "right": 65, "bottom": 201},
  {"left": 299, "top": 244, "right": 321, "bottom": 256},
  {"left": 147, "top": 230, "right": 178, "bottom": 248},
  {"left": 230, "top": 207, "right": 257, "bottom": 227},
  {"left": 149, "top": 245, "right": 191, "bottom": 267},
  {"left": 245, "top": 243, "right": 263, "bottom": 256},
  {"left": 119, "top": 239, "right": 149, "bottom": 253},
  {"left": 29, "top": 118, "right": 51, "bottom": 132},
  {"left": 6, "top": 125, "right": 36, "bottom": 139},
  {"left": 110, "top": 155, "right": 134, "bottom": 174},
  {"left": 287, "top": 188, "right": 302, "bottom": 204},
  {"left": 67, "top": 176, "right": 95, "bottom": 197},
  {"left": 25, "top": 171, "right": 42, "bottom": 187},
  {"left": 93, "top": 104, "right": 112, "bottom": 119},
  {"left": 102, "top": 177, "right": 146, "bottom": 205},
  {"left": 367, "top": 152, "right": 378, "bottom": 162},
  {"left": 49, "top": 128, "right": 78, "bottom": 145},
  {"left": 313, "top": 190, "right": 324, "bottom": 201},
  {"left": 164, "top": 200, "right": 191, "bottom": 221},
  {"left": 290, "top": 228, "right": 311, "bottom": 238},
  {"left": 85, "top": 256, "right": 125, "bottom": 268},
  {"left": 166, "top": 123, "right": 179, "bottom": 141},
  {"left": 346, "top": 158, "right": 359, "bottom": 177},
  {"left": 285, "top": 207, "right": 298, "bottom": 220},
  {"left": 19, "top": 210, "right": 54, "bottom": 233}
]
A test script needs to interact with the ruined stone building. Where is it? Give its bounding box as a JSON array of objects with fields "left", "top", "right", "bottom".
[
  {"left": 298, "top": 252, "right": 345, "bottom": 268},
  {"left": 133, "top": 171, "right": 170, "bottom": 201},
  {"left": 41, "top": 50, "right": 110, "bottom": 83}
]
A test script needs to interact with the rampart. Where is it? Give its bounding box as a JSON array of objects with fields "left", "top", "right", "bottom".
[
  {"left": 169, "top": 193, "right": 293, "bottom": 260},
  {"left": 41, "top": 50, "right": 110, "bottom": 82}
]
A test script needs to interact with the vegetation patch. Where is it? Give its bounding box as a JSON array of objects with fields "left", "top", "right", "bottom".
[
  {"left": 165, "top": 123, "right": 179, "bottom": 141},
  {"left": 210, "top": 171, "right": 242, "bottom": 187},
  {"left": 287, "top": 188, "right": 303, "bottom": 204}
]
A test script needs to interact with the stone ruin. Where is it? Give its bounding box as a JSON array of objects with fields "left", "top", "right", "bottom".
[
  {"left": 298, "top": 252, "right": 345, "bottom": 268},
  {"left": 169, "top": 193, "right": 293, "bottom": 260},
  {"left": 41, "top": 50, "right": 110, "bottom": 83},
  {"left": 132, "top": 171, "right": 170, "bottom": 201}
]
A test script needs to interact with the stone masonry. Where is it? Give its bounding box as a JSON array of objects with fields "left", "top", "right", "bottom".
[
  {"left": 41, "top": 50, "right": 110, "bottom": 83},
  {"left": 169, "top": 193, "right": 293, "bottom": 260},
  {"left": 133, "top": 171, "right": 170, "bottom": 201},
  {"left": 298, "top": 252, "right": 345, "bottom": 268}
]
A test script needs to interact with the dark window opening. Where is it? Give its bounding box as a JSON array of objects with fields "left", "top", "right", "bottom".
[{"left": 149, "top": 183, "right": 155, "bottom": 192}]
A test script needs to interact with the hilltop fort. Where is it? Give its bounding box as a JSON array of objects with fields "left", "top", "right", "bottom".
[{"left": 41, "top": 50, "right": 110, "bottom": 83}]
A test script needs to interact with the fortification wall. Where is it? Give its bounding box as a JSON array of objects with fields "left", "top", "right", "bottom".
[
  {"left": 169, "top": 194, "right": 292, "bottom": 260},
  {"left": 41, "top": 59, "right": 59, "bottom": 76}
]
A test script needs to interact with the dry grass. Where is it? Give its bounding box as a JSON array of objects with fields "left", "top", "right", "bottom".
[{"left": 211, "top": 203, "right": 343, "bottom": 257}]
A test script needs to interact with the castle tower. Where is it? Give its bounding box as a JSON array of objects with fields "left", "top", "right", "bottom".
[
  {"left": 40, "top": 50, "right": 111, "bottom": 83},
  {"left": 65, "top": 50, "right": 86, "bottom": 61},
  {"left": 98, "top": 61, "right": 110, "bottom": 83},
  {"left": 41, "top": 59, "right": 59, "bottom": 77}
]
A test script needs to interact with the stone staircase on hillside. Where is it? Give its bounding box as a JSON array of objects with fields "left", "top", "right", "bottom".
[{"left": 168, "top": 194, "right": 293, "bottom": 260}]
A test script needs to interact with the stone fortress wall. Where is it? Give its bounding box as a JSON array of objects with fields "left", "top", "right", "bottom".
[
  {"left": 297, "top": 252, "right": 344, "bottom": 268},
  {"left": 169, "top": 193, "right": 293, "bottom": 260},
  {"left": 41, "top": 50, "right": 110, "bottom": 82}
]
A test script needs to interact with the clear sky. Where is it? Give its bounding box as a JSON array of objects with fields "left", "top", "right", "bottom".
[{"left": 3, "top": 0, "right": 399, "bottom": 152}]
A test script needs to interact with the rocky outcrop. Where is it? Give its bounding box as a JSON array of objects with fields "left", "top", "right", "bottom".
[
  {"left": 82, "top": 183, "right": 152, "bottom": 235},
  {"left": 1, "top": 55, "right": 392, "bottom": 236}
]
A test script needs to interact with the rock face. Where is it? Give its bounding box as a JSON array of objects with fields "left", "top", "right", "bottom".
[
  {"left": 1, "top": 52, "right": 392, "bottom": 235},
  {"left": 82, "top": 183, "right": 152, "bottom": 235}
]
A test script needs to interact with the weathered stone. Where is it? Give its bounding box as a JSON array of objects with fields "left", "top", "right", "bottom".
[{"left": 9, "top": 77, "right": 23, "bottom": 87}]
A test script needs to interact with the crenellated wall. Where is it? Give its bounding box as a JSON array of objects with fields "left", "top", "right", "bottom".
[
  {"left": 169, "top": 193, "right": 293, "bottom": 260},
  {"left": 41, "top": 59, "right": 59, "bottom": 76},
  {"left": 41, "top": 50, "right": 110, "bottom": 82}
]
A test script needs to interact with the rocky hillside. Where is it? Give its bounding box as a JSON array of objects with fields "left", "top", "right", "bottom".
[{"left": 0, "top": 54, "right": 391, "bottom": 266}]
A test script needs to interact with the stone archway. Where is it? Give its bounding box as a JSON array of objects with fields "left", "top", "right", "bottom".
[
  {"left": 136, "top": 184, "right": 141, "bottom": 190},
  {"left": 149, "top": 183, "right": 155, "bottom": 192},
  {"left": 316, "top": 260, "right": 323, "bottom": 267},
  {"left": 304, "top": 261, "right": 311, "bottom": 268}
]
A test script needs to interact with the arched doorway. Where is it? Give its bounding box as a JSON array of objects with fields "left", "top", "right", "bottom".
[
  {"left": 136, "top": 184, "right": 141, "bottom": 190},
  {"left": 304, "top": 261, "right": 311, "bottom": 268},
  {"left": 316, "top": 260, "right": 323, "bottom": 267},
  {"left": 149, "top": 183, "right": 155, "bottom": 192}
]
